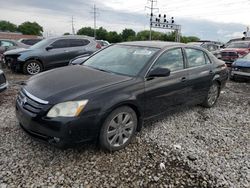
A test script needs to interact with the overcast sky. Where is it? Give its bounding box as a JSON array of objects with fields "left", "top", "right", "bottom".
[{"left": 0, "top": 0, "right": 249, "bottom": 42}]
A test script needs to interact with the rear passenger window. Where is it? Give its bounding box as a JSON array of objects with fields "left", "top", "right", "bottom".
[
  {"left": 153, "top": 48, "right": 184, "bottom": 72},
  {"left": 68, "top": 39, "right": 90, "bottom": 47},
  {"left": 186, "top": 48, "right": 207, "bottom": 68},
  {"left": 51, "top": 39, "right": 69, "bottom": 48}
]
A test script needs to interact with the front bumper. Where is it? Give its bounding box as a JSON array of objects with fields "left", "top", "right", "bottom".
[
  {"left": 3, "top": 55, "right": 23, "bottom": 71},
  {"left": 16, "top": 99, "right": 101, "bottom": 148},
  {"left": 231, "top": 70, "right": 250, "bottom": 79}
]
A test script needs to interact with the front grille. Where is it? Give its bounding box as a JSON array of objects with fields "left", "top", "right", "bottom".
[
  {"left": 17, "top": 89, "right": 47, "bottom": 115},
  {"left": 0, "top": 74, "right": 6, "bottom": 85},
  {"left": 221, "top": 52, "right": 238, "bottom": 57},
  {"left": 238, "top": 67, "right": 250, "bottom": 73}
]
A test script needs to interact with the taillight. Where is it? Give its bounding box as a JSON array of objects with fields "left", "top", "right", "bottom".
[{"left": 96, "top": 43, "right": 102, "bottom": 49}]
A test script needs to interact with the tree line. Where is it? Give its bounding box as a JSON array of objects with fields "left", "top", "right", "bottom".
[
  {"left": 74, "top": 27, "right": 200, "bottom": 43},
  {"left": 0, "top": 20, "right": 200, "bottom": 43},
  {"left": 0, "top": 20, "right": 43, "bottom": 36}
]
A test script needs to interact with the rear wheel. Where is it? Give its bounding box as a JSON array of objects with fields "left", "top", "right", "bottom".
[
  {"left": 202, "top": 82, "right": 220, "bottom": 108},
  {"left": 99, "top": 106, "right": 137, "bottom": 151},
  {"left": 23, "top": 60, "right": 43, "bottom": 75}
]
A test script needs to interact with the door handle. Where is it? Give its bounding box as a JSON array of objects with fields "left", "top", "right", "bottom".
[{"left": 180, "top": 77, "right": 186, "bottom": 82}]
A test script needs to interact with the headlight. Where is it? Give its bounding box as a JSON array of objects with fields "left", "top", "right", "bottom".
[{"left": 47, "top": 100, "right": 88, "bottom": 118}]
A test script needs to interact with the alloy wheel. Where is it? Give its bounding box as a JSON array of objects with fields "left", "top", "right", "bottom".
[
  {"left": 27, "top": 62, "right": 41, "bottom": 75},
  {"left": 207, "top": 83, "right": 219, "bottom": 106},
  {"left": 107, "top": 112, "right": 135, "bottom": 147}
]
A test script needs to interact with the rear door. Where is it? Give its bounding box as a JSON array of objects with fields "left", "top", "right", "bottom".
[
  {"left": 144, "top": 47, "right": 190, "bottom": 118},
  {"left": 67, "top": 39, "right": 92, "bottom": 59},
  {"left": 184, "top": 48, "right": 213, "bottom": 104}
]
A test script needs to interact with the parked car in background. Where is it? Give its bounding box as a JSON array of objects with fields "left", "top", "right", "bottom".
[
  {"left": 0, "top": 39, "right": 28, "bottom": 62},
  {"left": 18, "top": 38, "right": 43, "bottom": 46},
  {"left": 16, "top": 41, "right": 228, "bottom": 151},
  {"left": 220, "top": 41, "right": 250, "bottom": 67},
  {"left": 230, "top": 53, "right": 250, "bottom": 81},
  {"left": 96, "top": 40, "right": 110, "bottom": 47},
  {"left": 0, "top": 69, "right": 8, "bottom": 92},
  {"left": 188, "top": 41, "right": 221, "bottom": 58},
  {"left": 3, "top": 35, "right": 101, "bottom": 75}
]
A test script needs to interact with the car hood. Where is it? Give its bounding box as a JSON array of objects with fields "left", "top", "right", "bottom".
[
  {"left": 4, "top": 48, "right": 32, "bottom": 55},
  {"left": 233, "top": 59, "right": 250, "bottom": 67},
  {"left": 24, "top": 65, "right": 132, "bottom": 104}
]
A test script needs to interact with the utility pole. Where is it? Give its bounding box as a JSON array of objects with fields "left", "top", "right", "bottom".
[
  {"left": 91, "top": 4, "right": 99, "bottom": 39},
  {"left": 145, "top": 0, "right": 158, "bottom": 40},
  {"left": 71, "top": 16, "right": 75, "bottom": 35}
]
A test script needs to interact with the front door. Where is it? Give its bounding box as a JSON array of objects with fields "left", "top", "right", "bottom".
[{"left": 144, "top": 48, "right": 190, "bottom": 118}]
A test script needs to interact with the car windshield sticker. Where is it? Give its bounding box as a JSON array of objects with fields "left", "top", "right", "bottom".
[{"left": 133, "top": 49, "right": 153, "bottom": 55}]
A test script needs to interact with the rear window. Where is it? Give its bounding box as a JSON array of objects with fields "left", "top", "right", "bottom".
[{"left": 186, "top": 48, "right": 207, "bottom": 67}]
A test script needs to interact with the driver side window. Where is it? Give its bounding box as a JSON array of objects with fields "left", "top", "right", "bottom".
[{"left": 152, "top": 48, "right": 184, "bottom": 72}]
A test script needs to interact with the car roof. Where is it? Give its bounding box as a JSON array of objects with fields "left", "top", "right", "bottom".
[
  {"left": 118, "top": 41, "right": 185, "bottom": 49},
  {"left": 46, "top": 35, "right": 95, "bottom": 41}
]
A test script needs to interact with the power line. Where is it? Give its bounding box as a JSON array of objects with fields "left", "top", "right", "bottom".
[{"left": 145, "top": 0, "right": 159, "bottom": 40}]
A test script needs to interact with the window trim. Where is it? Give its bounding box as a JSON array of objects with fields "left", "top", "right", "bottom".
[{"left": 145, "top": 47, "right": 186, "bottom": 78}]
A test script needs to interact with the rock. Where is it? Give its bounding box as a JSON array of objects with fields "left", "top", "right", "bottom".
[
  {"left": 187, "top": 154, "right": 198, "bottom": 161},
  {"left": 153, "top": 176, "right": 160, "bottom": 182},
  {"left": 159, "top": 163, "right": 165, "bottom": 170}
]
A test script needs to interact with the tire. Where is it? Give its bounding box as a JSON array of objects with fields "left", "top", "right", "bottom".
[
  {"left": 99, "top": 106, "right": 138, "bottom": 151},
  {"left": 23, "top": 60, "right": 43, "bottom": 75},
  {"left": 202, "top": 82, "right": 220, "bottom": 108}
]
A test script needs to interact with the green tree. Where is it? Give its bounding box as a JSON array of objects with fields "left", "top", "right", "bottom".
[
  {"left": 121, "top": 28, "right": 136, "bottom": 41},
  {"left": 18, "top": 22, "right": 43, "bottom": 35},
  {"left": 63, "top": 32, "right": 70, "bottom": 35},
  {"left": 0, "top": 21, "right": 17, "bottom": 32},
  {"left": 181, "top": 36, "right": 200, "bottom": 43},
  {"left": 77, "top": 27, "right": 94, "bottom": 37},
  {"left": 96, "top": 27, "right": 108, "bottom": 40},
  {"left": 107, "top": 31, "right": 122, "bottom": 43}
]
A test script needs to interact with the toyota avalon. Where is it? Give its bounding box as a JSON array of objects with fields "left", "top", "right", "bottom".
[{"left": 16, "top": 41, "right": 228, "bottom": 151}]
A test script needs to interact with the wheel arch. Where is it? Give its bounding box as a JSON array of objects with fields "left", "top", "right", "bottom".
[{"left": 24, "top": 57, "right": 44, "bottom": 69}]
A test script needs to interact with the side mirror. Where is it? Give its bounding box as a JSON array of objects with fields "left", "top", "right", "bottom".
[
  {"left": 147, "top": 67, "right": 171, "bottom": 78},
  {"left": 45, "top": 45, "right": 53, "bottom": 51}
]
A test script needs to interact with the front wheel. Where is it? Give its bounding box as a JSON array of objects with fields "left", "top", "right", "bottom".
[
  {"left": 99, "top": 106, "right": 137, "bottom": 151},
  {"left": 23, "top": 60, "right": 43, "bottom": 75},
  {"left": 202, "top": 82, "right": 220, "bottom": 108}
]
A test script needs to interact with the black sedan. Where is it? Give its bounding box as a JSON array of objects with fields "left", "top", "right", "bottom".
[{"left": 16, "top": 41, "right": 228, "bottom": 151}]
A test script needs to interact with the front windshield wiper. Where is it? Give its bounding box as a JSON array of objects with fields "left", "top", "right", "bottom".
[{"left": 85, "top": 65, "right": 113, "bottom": 74}]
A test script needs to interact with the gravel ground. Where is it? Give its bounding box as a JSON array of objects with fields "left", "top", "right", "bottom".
[{"left": 0, "top": 69, "right": 249, "bottom": 187}]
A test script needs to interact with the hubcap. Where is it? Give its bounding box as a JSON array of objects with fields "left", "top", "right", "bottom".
[
  {"left": 207, "top": 84, "right": 218, "bottom": 106},
  {"left": 107, "top": 112, "right": 134, "bottom": 147},
  {"left": 27, "top": 62, "right": 40, "bottom": 75}
]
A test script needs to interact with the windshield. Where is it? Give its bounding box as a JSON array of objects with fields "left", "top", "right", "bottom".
[
  {"left": 29, "top": 38, "right": 51, "bottom": 49},
  {"left": 83, "top": 45, "right": 159, "bottom": 76},
  {"left": 227, "top": 42, "right": 250, "bottom": 48}
]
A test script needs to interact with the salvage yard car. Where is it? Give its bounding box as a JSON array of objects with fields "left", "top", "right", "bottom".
[
  {"left": 0, "top": 69, "right": 8, "bottom": 92},
  {"left": 16, "top": 41, "right": 228, "bottom": 151},
  {"left": 3, "top": 35, "right": 101, "bottom": 75},
  {"left": 230, "top": 53, "right": 250, "bottom": 81},
  {"left": 0, "top": 39, "right": 28, "bottom": 62},
  {"left": 220, "top": 41, "right": 250, "bottom": 67}
]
